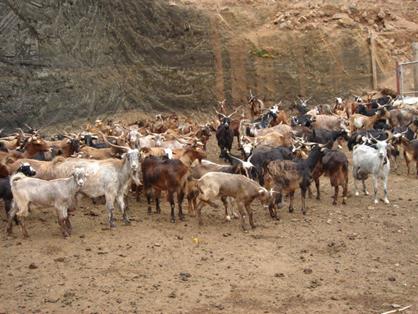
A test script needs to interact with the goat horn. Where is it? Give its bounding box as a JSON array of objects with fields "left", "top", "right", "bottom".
[
  {"left": 215, "top": 109, "right": 226, "bottom": 118},
  {"left": 99, "top": 132, "right": 129, "bottom": 151},
  {"left": 227, "top": 109, "right": 238, "bottom": 118}
]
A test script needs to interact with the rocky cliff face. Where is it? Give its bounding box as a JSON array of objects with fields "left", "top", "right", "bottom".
[{"left": 1, "top": 0, "right": 417, "bottom": 130}]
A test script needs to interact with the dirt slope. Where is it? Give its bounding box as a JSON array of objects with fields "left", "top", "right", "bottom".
[{"left": 1, "top": 0, "right": 418, "bottom": 129}]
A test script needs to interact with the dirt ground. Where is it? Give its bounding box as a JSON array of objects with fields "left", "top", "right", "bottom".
[{"left": 0, "top": 134, "right": 418, "bottom": 314}]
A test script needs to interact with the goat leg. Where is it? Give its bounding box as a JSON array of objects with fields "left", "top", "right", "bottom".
[
  {"left": 372, "top": 176, "right": 379, "bottom": 204},
  {"left": 65, "top": 217, "right": 72, "bottom": 233},
  {"left": 155, "top": 190, "right": 162, "bottom": 214},
  {"left": 315, "top": 179, "right": 320, "bottom": 200},
  {"left": 221, "top": 196, "right": 231, "bottom": 221},
  {"left": 4, "top": 199, "right": 18, "bottom": 225},
  {"left": 116, "top": 194, "right": 130, "bottom": 224},
  {"left": 146, "top": 189, "right": 152, "bottom": 214},
  {"left": 383, "top": 175, "right": 389, "bottom": 204},
  {"left": 300, "top": 188, "right": 307, "bottom": 215},
  {"left": 196, "top": 200, "right": 204, "bottom": 226},
  {"left": 342, "top": 175, "right": 348, "bottom": 205},
  {"left": 362, "top": 180, "right": 369, "bottom": 195},
  {"left": 245, "top": 204, "right": 255, "bottom": 229},
  {"left": 333, "top": 186, "right": 339, "bottom": 205},
  {"left": 6, "top": 206, "right": 18, "bottom": 235},
  {"left": 236, "top": 203, "right": 248, "bottom": 232},
  {"left": 177, "top": 191, "right": 185, "bottom": 221},
  {"left": 58, "top": 218, "right": 70, "bottom": 238},
  {"left": 288, "top": 191, "right": 295, "bottom": 213},
  {"left": 19, "top": 216, "right": 29, "bottom": 238},
  {"left": 168, "top": 192, "right": 176, "bottom": 223}
]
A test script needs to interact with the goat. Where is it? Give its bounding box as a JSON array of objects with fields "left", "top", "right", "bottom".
[
  {"left": 186, "top": 159, "right": 244, "bottom": 216},
  {"left": 352, "top": 136, "right": 390, "bottom": 204},
  {"left": 264, "top": 145, "right": 324, "bottom": 216},
  {"left": 247, "top": 146, "right": 293, "bottom": 185},
  {"left": 400, "top": 137, "right": 418, "bottom": 176},
  {"left": 216, "top": 116, "right": 234, "bottom": 160},
  {"left": 347, "top": 129, "right": 388, "bottom": 151},
  {"left": 2, "top": 134, "right": 51, "bottom": 160},
  {"left": 194, "top": 172, "right": 273, "bottom": 231},
  {"left": 307, "top": 128, "right": 348, "bottom": 149},
  {"left": 311, "top": 149, "right": 348, "bottom": 205},
  {"left": 141, "top": 148, "right": 205, "bottom": 222},
  {"left": 248, "top": 91, "right": 265, "bottom": 119},
  {"left": 7, "top": 168, "right": 86, "bottom": 238},
  {"left": 350, "top": 107, "right": 390, "bottom": 132},
  {"left": 51, "top": 136, "right": 140, "bottom": 228}
]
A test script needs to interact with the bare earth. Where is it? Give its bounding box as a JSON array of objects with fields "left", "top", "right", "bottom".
[{"left": 1, "top": 135, "right": 418, "bottom": 314}]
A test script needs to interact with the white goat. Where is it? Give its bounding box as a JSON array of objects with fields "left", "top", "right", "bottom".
[
  {"left": 352, "top": 138, "right": 390, "bottom": 204},
  {"left": 7, "top": 168, "right": 87, "bottom": 238}
]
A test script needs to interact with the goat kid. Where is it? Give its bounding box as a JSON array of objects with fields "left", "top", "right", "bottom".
[{"left": 7, "top": 168, "right": 86, "bottom": 238}]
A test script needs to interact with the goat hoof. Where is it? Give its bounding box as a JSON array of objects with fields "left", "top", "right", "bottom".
[
  {"left": 332, "top": 201, "right": 337, "bottom": 205},
  {"left": 355, "top": 191, "right": 359, "bottom": 196},
  {"left": 109, "top": 221, "right": 116, "bottom": 228},
  {"left": 123, "top": 219, "right": 131, "bottom": 225},
  {"left": 384, "top": 199, "right": 390, "bottom": 204},
  {"left": 374, "top": 199, "right": 379, "bottom": 204},
  {"left": 365, "top": 191, "right": 369, "bottom": 196},
  {"left": 225, "top": 215, "right": 231, "bottom": 221},
  {"left": 288, "top": 208, "right": 294, "bottom": 213},
  {"left": 302, "top": 210, "right": 306, "bottom": 215},
  {"left": 179, "top": 215, "right": 185, "bottom": 221},
  {"left": 170, "top": 218, "right": 176, "bottom": 223}
]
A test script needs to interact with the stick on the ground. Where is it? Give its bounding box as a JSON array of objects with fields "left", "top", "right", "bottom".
[{"left": 381, "top": 305, "right": 412, "bottom": 314}]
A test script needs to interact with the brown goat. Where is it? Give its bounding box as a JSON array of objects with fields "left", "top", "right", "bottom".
[
  {"left": 311, "top": 149, "right": 348, "bottom": 205},
  {"left": 401, "top": 137, "right": 418, "bottom": 176},
  {"left": 141, "top": 148, "right": 205, "bottom": 222}
]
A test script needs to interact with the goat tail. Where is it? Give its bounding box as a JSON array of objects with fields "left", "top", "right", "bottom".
[{"left": 10, "top": 173, "right": 26, "bottom": 184}]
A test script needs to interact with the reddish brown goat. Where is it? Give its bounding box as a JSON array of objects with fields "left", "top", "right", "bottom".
[
  {"left": 141, "top": 148, "right": 205, "bottom": 222},
  {"left": 0, "top": 135, "right": 50, "bottom": 160},
  {"left": 311, "top": 149, "right": 349, "bottom": 205}
]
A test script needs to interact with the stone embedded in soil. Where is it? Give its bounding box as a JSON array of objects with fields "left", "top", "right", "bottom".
[
  {"left": 388, "top": 276, "right": 396, "bottom": 282},
  {"left": 274, "top": 273, "right": 285, "bottom": 278},
  {"left": 54, "top": 257, "right": 66, "bottom": 263},
  {"left": 179, "top": 272, "right": 191, "bottom": 281},
  {"left": 168, "top": 291, "right": 176, "bottom": 298},
  {"left": 303, "top": 268, "right": 313, "bottom": 274},
  {"left": 28, "top": 263, "right": 38, "bottom": 269}
]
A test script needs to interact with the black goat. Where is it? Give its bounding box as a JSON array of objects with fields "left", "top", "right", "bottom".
[
  {"left": 247, "top": 146, "right": 293, "bottom": 185},
  {"left": 216, "top": 117, "right": 234, "bottom": 160}
]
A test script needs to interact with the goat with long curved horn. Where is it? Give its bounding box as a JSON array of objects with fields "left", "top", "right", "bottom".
[{"left": 99, "top": 132, "right": 129, "bottom": 151}]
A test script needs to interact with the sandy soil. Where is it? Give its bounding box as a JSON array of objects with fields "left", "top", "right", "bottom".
[{"left": 1, "top": 134, "right": 418, "bottom": 314}]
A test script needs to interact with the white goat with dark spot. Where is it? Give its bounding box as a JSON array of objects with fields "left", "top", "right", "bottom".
[{"left": 352, "top": 138, "right": 390, "bottom": 204}]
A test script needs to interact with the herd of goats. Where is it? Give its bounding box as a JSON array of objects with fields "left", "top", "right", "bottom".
[{"left": 0, "top": 91, "right": 418, "bottom": 238}]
